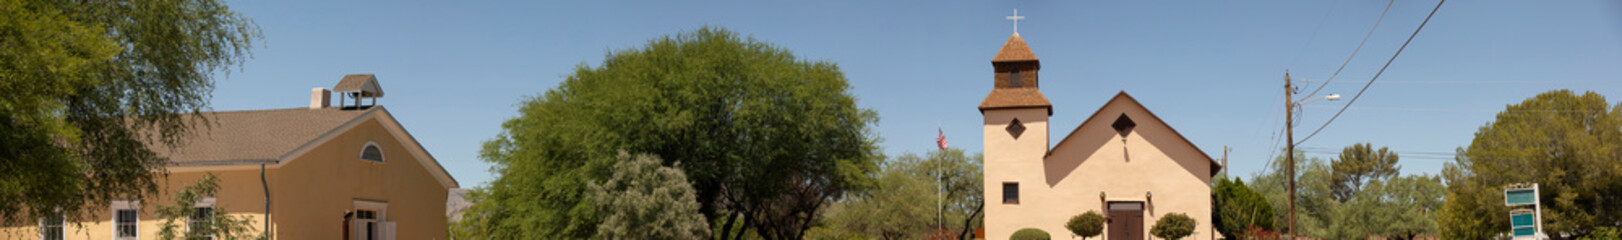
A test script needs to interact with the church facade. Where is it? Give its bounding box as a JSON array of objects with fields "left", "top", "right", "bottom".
[{"left": 980, "top": 33, "right": 1221, "bottom": 240}]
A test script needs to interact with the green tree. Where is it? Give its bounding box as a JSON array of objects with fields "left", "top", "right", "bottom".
[
  {"left": 1440, "top": 90, "right": 1622, "bottom": 239},
  {"left": 1329, "top": 143, "right": 1400, "bottom": 203},
  {"left": 1249, "top": 151, "right": 1336, "bottom": 238},
  {"left": 1065, "top": 211, "right": 1104, "bottom": 240},
  {"left": 1151, "top": 213, "right": 1197, "bottom": 240},
  {"left": 0, "top": 0, "right": 259, "bottom": 224},
  {"left": 1213, "top": 177, "right": 1274, "bottom": 239},
  {"left": 589, "top": 151, "right": 710, "bottom": 239},
  {"left": 154, "top": 174, "right": 260, "bottom": 240},
  {"left": 812, "top": 149, "right": 983, "bottom": 239},
  {"left": 462, "top": 27, "right": 880, "bottom": 239},
  {"left": 1337, "top": 175, "right": 1444, "bottom": 240}
]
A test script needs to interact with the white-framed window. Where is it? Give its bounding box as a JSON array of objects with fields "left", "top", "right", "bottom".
[
  {"left": 353, "top": 200, "right": 391, "bottom": 240},
  {"left": 188, "top": 197, "right": 216, "bottom": 240},
  {"left": 39, "top": 210, "right": 64, "bottom": 240},
  {"left": 360, "top": 141, "right": 385, "bottom": 163},
  {"left": 112, "top": 200, "right": 140, "bottom": 240}
]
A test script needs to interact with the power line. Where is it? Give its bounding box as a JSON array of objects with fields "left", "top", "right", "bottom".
[
  {"left": 1304, "top": 105, "right": 1614, "bottom": 114},
  {"left": 1300, "top": 0, "right": 1394, "bottom": 101},
  {"left": 1287, "top": 0, "right": 1343, "bottom": 68},
  {"left": 1297, "top": 0, "right": 1447, "bottom": 145}
]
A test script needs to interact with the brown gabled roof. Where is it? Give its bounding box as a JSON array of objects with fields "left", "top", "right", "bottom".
[
  {"left": 154, "top": 107, "right": 375, "bottom": 164},
  {"left": 334, "top": 74, "right": 384, "bottom": 98},
  {"left": 978, "top": 88, "right": 1053, "bottom": 115},
  {"left": 992, "top": 33, "right": 1038, "bottom": 62},
  {"left": 1048, "top": 91, "right": 1223, "bottom": 175}
]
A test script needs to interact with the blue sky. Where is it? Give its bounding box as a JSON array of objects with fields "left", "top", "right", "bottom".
[{"left": 214, "top": 1, "right": 1622, "bottom": 188}]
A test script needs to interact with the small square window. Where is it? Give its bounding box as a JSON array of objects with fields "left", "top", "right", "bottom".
[{"left": 1002, "top": 182, "right": 1020, "bottom": 204}]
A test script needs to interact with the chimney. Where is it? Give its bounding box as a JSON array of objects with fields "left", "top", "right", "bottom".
[{"left": 311, "top": 88, "right": 331, "bottom": 109}]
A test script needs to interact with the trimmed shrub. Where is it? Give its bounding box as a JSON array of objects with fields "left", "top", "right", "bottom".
[
  {"left": 1065, "top": 211, "right": 1105, "bottom": 239},
  {"left": 1151, "top": 213, "right": 1197, "bottom": 240},
  {"left": 1010, "top": 228, "right": 1051, "bottom": 240}
]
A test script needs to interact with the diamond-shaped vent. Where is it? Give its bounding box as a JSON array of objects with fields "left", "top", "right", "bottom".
[
  {"left": 1112, "top": 114, "right": 1136, "bottom": 137},
  {"left": 1006, "top": 118, "right": 1026, "bottom": 139}
]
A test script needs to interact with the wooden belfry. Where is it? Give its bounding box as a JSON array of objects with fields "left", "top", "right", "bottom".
[{"left": 333, "top": 74, "right": 384, "bottom": 109}]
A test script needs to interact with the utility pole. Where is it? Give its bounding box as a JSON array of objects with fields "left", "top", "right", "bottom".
[{"left": 1283, "top": 72, "right": 1297, "bottom": 239}]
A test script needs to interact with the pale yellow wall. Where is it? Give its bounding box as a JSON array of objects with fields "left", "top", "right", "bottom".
[
  {"left": 983, "top": 107, "right": 1050, "bottom": 239},
  {"left": 2, "top": 117, "right": 450, "bottom": 240},
  {"left": 0, "top": 170, "right": 272, "bottom": 240},
  {"left": 271, "top": 118, "right": 448, "bottom": 240},
  {"left": 984, "top": 103, "right": 1214, "bottom": 240}
]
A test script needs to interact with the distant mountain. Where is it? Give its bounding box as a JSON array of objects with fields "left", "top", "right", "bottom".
[{"left": 446, "top": 188, "right": 473, "bottom": 223}]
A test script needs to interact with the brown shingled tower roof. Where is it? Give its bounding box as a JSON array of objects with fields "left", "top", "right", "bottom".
[
  {"left": 992, "top": 33, "right": 1038, "bottom": 62},
  {"left": 980, "top": 33, "right": 1052, "bottom": 115}
]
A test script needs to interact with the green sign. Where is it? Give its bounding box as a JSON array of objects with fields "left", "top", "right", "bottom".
[
  {"left": 1511, "top": 212, "right": 1536, "bottom": 237},
  {"left": 1506, "top": 189, "right": 1536, "bottom": 206},
  {"left": 1513, "top": 226, "right": 1536, "bottom": 237},
  {"left": 1511, "top": 213, "right": 1534, "bottom": 227}
]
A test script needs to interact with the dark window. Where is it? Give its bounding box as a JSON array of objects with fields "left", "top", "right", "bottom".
[
  {"left": 1009, "top": 68, "right": 1023, "bottom": 87},
  {"left": 116, "top": 209, "right": 138, "bottom": 237},
  {"left": 1003, "top": 182, "right": 1020, "bottom": 204},
  {"left": 41, "top": 211, "right": 63, "bottom": 240},
  {"left": 1112, "top": 114, "right": 1137, "bottom": 137},
  {"left": 190, "top": 207, "right": 214, "bottom": 240},
  {"left": 361, "top": 144, "right": 384, "bottom": 162},
  {"left": 1006, "top": 118, "right": 1026, "bottom": 139}
]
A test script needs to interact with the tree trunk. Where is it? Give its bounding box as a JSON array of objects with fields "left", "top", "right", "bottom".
[
  {"left": 958, "top": 203, "right": 984, "bottom": 240},
  {"left": 718, "top": 213, "right": 738, "bottom": 240}
]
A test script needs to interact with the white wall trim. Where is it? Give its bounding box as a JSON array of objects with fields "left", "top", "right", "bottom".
[{"left": 359, "top": 141, "right": 385, "bottom": 163}]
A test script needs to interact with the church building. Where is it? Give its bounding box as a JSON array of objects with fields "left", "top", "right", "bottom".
[{"left": 979, "top": 33, "right": 1221, "bottom": 240}]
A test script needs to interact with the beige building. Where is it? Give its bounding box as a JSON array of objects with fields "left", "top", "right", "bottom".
[
  {"left": 979, "top": 33, "right": 1221, "bottom": 240},
  {"left": 6, "top": 74, "right": 459, "bottom": 240}
]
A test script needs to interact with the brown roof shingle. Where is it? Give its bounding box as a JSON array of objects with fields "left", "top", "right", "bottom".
[
  {"left": 153, "top": 107, "right": 375, "bottom": 164},
  {"left": 992, "top": 33, "right": 1038, "bottom": 62},
  {"left": 978, "top": 88, "right": 1052, "bottom": 115}
]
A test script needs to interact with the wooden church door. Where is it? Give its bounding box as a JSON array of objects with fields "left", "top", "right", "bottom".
[{"left": 1108, "top": 202, "right": 1144, "bottom": 240}]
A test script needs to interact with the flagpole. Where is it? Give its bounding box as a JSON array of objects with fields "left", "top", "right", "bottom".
[{"left": 937, "top": 124, "right": 944, "bottom": 232}]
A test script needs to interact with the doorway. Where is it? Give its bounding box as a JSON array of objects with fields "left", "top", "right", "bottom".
[{"left": 1108, "top": 202, "right": 1144, "bottom": 240}]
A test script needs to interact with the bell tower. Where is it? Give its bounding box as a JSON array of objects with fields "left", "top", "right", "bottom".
[{"left": 979, "top": 32, "right": 1053, "bottom": 240}]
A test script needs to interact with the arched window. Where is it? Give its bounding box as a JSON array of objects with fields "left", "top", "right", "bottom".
[{"left": 360, "top": 142, "right": 384, "bottom": 163}]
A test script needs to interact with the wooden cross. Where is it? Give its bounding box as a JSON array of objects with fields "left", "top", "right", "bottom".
[{"left": 1006, "top": 9, "right": 1025, "bottom": 33}]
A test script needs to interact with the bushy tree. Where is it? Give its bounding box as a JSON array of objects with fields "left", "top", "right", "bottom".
[
  {"left": 1329, "top": 143, "right": 1400, "bottom": 203},
  {"left": 0, "top": 0, "right": 259, "bottom": 224},
  {"left": 1065, "top": 211, "right": 1104, "bottom": 239},
  {"left": 1440, "top": 90, "right": 1622, "bottom": 239},
  {"left": 813, "top": 149, "right": 983, "bottom": 239},
  {"left": 1214, "top": 177, "right": 1274, "bottom": 239},
  {"left": 1337, "top": 175, "right": 1443, "bottom": 240},
  {"left": 1010, "top": 228, "right": 1050, "bottom": 240},
  {"left": 155, "top": 174, "right": 260, "bottom": 240},
  {"left": 1249, "top": 152, "right": 1335, "bottom": 238},
  {"left": 463, "top": 27, "right": 880, "bottom": 239},
  {"left": 589, "top": 151, "right": 709, "bottom": 239},
  {"left": 1151, "top": 213, "right": 1197, "bottom": 240}
]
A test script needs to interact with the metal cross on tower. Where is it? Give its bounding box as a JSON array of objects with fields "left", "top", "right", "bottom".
[{"left": 1006, "top": 9, "right": 1025, "bottom": 33}]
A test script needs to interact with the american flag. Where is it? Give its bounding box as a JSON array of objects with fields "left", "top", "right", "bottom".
[{"left": 936, "top": 128, "right": 948, "bottom": 150}]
